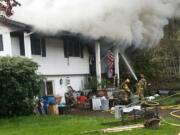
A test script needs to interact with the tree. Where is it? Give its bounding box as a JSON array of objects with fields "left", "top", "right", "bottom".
[
  {"left": 0, "top": 57, "right": 43, "bottom": 117},
  {"left": 123, "top": 46, "right": 161, "bottom": 80},
  {"left": 0, "top": 0, "right": 20, "bottom": 17}
]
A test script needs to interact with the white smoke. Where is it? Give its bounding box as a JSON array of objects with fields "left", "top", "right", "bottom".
[{"left": 11, "top": 0, "right": 180, "bottom": 48}]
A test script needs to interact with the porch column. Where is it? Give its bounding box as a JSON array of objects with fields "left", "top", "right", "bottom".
[
  {"left": 95, "top": 42, "right": 102, "bottom": 90},
  {"left": 24, "top": 32, "right": 32, "bottom": 58},
  {"left": 114, "top": 48, "right": 120, "bottom": 86}
]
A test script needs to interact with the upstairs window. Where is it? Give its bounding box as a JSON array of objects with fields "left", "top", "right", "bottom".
[
  {"left": 19, "top": 33, "right": 25, "bottom": 56},
  {"left": 31, "top": 36, "right": 46, "bottom": 57},
  {"left": 0, "top": 35, "right": 3, "bottom": 51},
  {"left": 10, "top": 32, "right": 25, "bottom": 56},
  {"left": 63, "top": 36, "right": 83, "bottom": 58}
]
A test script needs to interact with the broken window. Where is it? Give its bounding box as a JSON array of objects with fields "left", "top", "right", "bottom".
[
  {"left": 63, "top": 36, "right": 83, "bottom": 58},
  {"left": 0, "top": 35, "right": 3, "bottom": 51}
]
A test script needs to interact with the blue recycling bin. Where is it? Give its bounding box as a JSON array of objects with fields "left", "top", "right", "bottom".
[{"left": 46, "top": 96, "right": 56, "bottom": 105}]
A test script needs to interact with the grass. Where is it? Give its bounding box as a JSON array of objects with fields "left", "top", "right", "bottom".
[
  {"left": 0, "top": 115, "right": 179, "bottom": 135},
  {"left": 154, "top": 94, "right": 180, "bottom": 106}
]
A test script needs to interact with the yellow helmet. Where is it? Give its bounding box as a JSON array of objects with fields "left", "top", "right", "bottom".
[{"left": 125, "top": 78, "right": 130, "bottom": 83}]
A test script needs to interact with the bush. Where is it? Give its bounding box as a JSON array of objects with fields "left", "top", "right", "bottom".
[{"left": 0, "top": 57, "right": 43, "bottom": 117}]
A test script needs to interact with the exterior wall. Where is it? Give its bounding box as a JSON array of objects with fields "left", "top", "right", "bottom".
[
  {"left": 31, "top": 37, "right": 90, "bottom": 99},
  {"left": 32, "top": 38, "right": 90, "bottom": 75},
  {"left": 45, "top": 75, "right": 87, "bottom": 102},
  {"left": 0, "top": 25, "right": 12, "bottom": 56},
  {"left": 0, "top": 25, "right": 26, "bottom": 57},
  {"left": 0, "top": 23, "right": 90, "bottom": 100},
  {"left": 11, "top": 37, "right": 20, "bottom": 56}
]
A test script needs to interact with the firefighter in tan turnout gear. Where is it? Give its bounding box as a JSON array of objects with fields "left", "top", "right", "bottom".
[
  {"left": 119, "top": 78, "right": 131, "bottom": 104},
  {"left": 136, "top": 74, "right": 147, "bottom": 101}
]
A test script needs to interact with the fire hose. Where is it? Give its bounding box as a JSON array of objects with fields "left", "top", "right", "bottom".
[
  {"left": 156, "top": 92, "right": 180, "bottom": 119},
  {"left": 161, "top": 117, "right": 180, "bottom": 127},
  {"left": 142, "top": 101, "right": 159, "bottom": 106},
  {"left": 170, "top": 110, "right": 180, "bottom": 119},
  {"left": 143, "top": 93, "right": 180, "bottom": 126}
]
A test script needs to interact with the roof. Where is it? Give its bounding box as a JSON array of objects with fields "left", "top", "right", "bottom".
[{"left": 0, "top": 17, "right": 30, "bottom": 31}]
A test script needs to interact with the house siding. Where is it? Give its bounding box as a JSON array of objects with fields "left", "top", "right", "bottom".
[
  {"left": 45, "top": 75, "right": 87, "bottom": 102},
  {"left": 32, "top": 38, "right": 90, "bottom": 75},
  {"left": 0, "top": 22, "right": 26, "bottom": 57},
  {"left": 0, "top": 32, "right": 12, "bottom": 56},
  {"left": 11, "top": 37, "right": 20, "bottom": 56},
  {"left": 31, "top": 38, "right": 90, "bottom": 98},
  {"left": 0, "top": 23, "right": 90, "bottom": 99}
]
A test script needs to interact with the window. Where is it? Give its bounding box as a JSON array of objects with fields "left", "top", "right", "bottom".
[
  {"left": 19, "top": 33, "right": 25, "bottom": 56},
  {"left": 41, "top": 39, "right": 46, "bottom": 57},
  {"left": 31, "top": 36, "right": 46, "bottom": 57},
  {"left": 31, "top": 36, "right": 41, "bottom": 55},
  {"left": 10, "top": 32, "right": 25, "bottom": 56},
  {"left": 46, "top": 81, "right": 54, "bottom": 95},
  {"left": 0, "top": 35, "right": 3, "bottom": 51},
  {"left": 63, "top": 36, "right": 83, "bottom": 58}
]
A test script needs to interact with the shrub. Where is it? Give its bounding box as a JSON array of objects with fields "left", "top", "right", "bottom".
[{"left": 0, "top": 57, "right": 43, "bottom": 117}]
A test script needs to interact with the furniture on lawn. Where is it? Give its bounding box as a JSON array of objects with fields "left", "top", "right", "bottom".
[{"left": 77, "top": 95, "right": 91, "bottom": 109}]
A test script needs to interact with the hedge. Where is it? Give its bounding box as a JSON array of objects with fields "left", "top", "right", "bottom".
[{"left": 0, "top": 57, "right": 43, "bottom": 117}]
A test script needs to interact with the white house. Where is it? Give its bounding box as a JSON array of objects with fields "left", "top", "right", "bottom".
[{"left": 0, "top": 18, "right": 120, "bottom": 100}]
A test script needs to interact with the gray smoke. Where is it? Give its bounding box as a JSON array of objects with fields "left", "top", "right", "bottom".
[{"left": 11, "top": 0, "right": 180, "bottom": 48}]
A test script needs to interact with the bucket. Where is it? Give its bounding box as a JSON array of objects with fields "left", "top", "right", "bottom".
[{"left": 115, "top": 105, "right": 123, "bottom": 119}]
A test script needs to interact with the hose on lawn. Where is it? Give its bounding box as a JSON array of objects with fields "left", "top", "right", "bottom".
[
  {"left": 155, "top": 92, "right": 180, "bottom": 102},
  {"left": 142, "top": 93, "right": 180, "bottom": 126},
  {"left": 155, "top": 93, "right": 180, "bottom": 119},
  {"left": 170, "top": 109, "right": 180, "bottom": 119},
  {"left": 161, "top": 117, "right": 180, "bottom": 127}
]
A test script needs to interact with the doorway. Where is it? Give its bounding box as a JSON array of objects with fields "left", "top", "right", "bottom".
[{"left": 46, "top": 81, "right": 54, "bottom": 95}]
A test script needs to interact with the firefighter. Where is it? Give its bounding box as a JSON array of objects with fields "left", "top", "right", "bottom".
[
  {"left": 136, "top": 74, "right": 147, "bottom": 101},
  {"left": 119, "top": 78, "right": 131, "bottom": 103}
]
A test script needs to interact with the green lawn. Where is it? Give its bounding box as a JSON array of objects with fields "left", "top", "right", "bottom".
[
  {"left": 0, "top": 115, "right": 179, "bottom": 135},
  {"left": 154, "top": 94, "right": 180, "bottom": 106}
]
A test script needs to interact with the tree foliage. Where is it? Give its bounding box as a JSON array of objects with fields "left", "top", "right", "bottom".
[
  {"left": 132, "top": 49, "right": 161, "bottom": 80},
  {"left": 122, "top": 47, "right": 161, "bottom": 81},
  {"left": 0, "top": 57, "right": 43, "bottom": 117},
  {"left": 0, "top": 0, "right": 20, "bottom": 17}
]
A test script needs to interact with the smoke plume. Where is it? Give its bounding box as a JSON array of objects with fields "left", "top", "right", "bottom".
[{"left": 11, "top": 0, "right": 180, "bottom": 48}]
